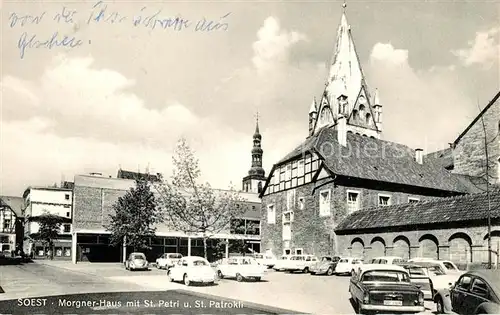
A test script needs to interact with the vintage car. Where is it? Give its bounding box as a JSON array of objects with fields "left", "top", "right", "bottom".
[
  {"left": 433, "top": 270, "right": 500, "bottom": 314},
  {"left": 309, "top": 256, "right": 341, "bottom": 276},
  {"left": 156, "top": 253, "right": 182, "bottom": 269},
  {"left": 397, "top": 262, "right": 434, "bottom": 300},
  {"left": 124, "top": 252, "right": 149, "bottom": 271},
  {"left": 273, "top": 255, "right": 291, "bottom": 271},
  {"left": 370, "top": 256, "right": 407, "bottom": 265},
  {"left": 410, "top": 261, "right": 462, "bottom": 295},
  {"left": 409, "top": 258, "right": 463, "bottom": 274},
  {"left": 253, "top": 253, "right": 276, "bottom": 269},
  {"left": 336, "top": 257, "right": 363, "bottom": 275},
  {"left": 216, "top": 256, "right": 265, "bottom": 282},
  {"left": 282, "top": 254, "right": 318, "bottom": 273},
  {"left": 349, "top": 264, "right": 425, "bottom": 314},
  {"left": 168, "top": 256, "right": 216, "bottom": 286}
]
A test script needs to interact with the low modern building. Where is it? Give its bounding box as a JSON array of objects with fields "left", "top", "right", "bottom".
[
  {"left": 22, "top": 186, "right": 73, "bottom": 259},
  {"left": 0, "top": 196, "right": 24, "bottom": 254},
  {"left": 71, "top": 172, "right": 262, "bottom": 263},
  {"left": 335, "top": 189, "right": 500, "bottom": 266}
]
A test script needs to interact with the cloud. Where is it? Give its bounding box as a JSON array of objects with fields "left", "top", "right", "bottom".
[
  {"left": 252, "top": 16, "right": 306, "bottom": 73},
  {"left": 452, "top": 27, "right": 500, "bottom": 68},
  {"left": 0, "top": 55, "right": 264, "bottom": 195},
  {"left": 365, "top": 43, "right": 476, "bottom": 152},
  {"left": 370, "top": 43, "right": 409, "bottom": 66}
]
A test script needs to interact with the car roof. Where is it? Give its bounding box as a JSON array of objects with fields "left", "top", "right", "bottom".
[
  {"left": 463, "top": 270, "right": 500, "bottom": 294},
  {"left": 130, "top": 252, "right": 145, "bottom": 255},
  {"left": 358, "top": 264, "right": 408, "bottom": 273},
  {"left": 183, "top": 256, "right": 207, "bottom": 261}
]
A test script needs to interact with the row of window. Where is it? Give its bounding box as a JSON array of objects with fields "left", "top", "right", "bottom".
[
  {"left": 267, "top": 189, "right": 421, "bottom": 223},
  {"left": 265, "top": 154, "right": 319, "bottom": 195}
]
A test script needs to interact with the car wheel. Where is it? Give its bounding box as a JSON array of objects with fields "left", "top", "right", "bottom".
[
  {"left": 183, "top": 274, "right": 190, "bottom": 286},
  {"left": 255, "top": 277, "right": 261, "bottom": 282},
  {"left": 327, "top": 268, "right": 334, "bottom": 276},
  {"left": 217, "top": 270, "right": 224, "bottom": 279},
  {"left": 236, "top": 273, "right": 243, "bottom": 282},
  {"left": 207, "top": 281, "right": 215, "bottom": 286},
  {"left": 168, "top": 273, "right": 174, "bottom": 282},
  {"left": 303, "top": 267, "right": 309, "bottom": 273},
  {"left": 310, "top": 272, "right": 316, "bottom": 275},
  {"left": 435, "top": 296, "right": 444, "bottom": 314}
]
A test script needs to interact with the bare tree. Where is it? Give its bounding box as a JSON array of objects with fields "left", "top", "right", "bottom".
[{"left": 154, "top": 138, "right": 245, "bottom": 260}]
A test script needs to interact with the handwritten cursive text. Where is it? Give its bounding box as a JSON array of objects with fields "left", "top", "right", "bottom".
[
  {"left": 87, "top": 1, "right": 127, "bottom": 24},
  {"left": 132, "top": 7, "right": 190, "bottom": 31},
  {"left": 9, "top": 12, "right": 46, "bottom": 28},
  {"left": 18, "top": 32, "right": 83, "bottom": 59}
]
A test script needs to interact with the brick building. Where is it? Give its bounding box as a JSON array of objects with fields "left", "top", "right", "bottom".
[
  {"left": 335, "top": 190, "right": 500, "bottom": 266},
  {"left": 259, "top": 7, "right": 487, "bottom": 258},
  {"left": 71, "top": 173, "right": 261, "bottom": 263}
]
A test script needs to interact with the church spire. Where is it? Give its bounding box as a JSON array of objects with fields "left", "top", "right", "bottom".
[
  {"left": 309, "top": 2, "right": 382, "bottom": 139},
  {"left": 242, "top": 113, "right": 266, "bottom": 193}
]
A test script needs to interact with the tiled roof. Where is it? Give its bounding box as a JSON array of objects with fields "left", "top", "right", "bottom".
[
  {"left": 424, "top": 148, "right": 454, "bottom": 169},
  {"left": 336, "top": 189, "right": 500, "bottom": 232},
  {"left": 315, "top": 128, "right": 468, "bottom": 193},
  {"left": 0, "top": 196, "right": 24, "bottom": 217},
  {"left": 117, "top": 169, "right": 161, "bottom": 182},
  {"left": 273, "top": 127, "right": 468, "bottom": 193}
]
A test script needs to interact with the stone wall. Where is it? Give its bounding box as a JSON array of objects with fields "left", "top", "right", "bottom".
[
  {"left": 453, "top": 97, "right": 499, "bottom": 183},
  {"left": 261, "top": 179, "right": 442, "bottom": 257},
  {"left": 336, "top": 224, "right": 500, "bottom": 264}
]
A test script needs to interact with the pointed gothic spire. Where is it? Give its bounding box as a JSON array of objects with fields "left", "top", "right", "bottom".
[
  {"left": 309, "top": 97, "right": 318, "bottom": 114},
  {"left": 254, "top": 110, "right": 261, "bottom": 137}
]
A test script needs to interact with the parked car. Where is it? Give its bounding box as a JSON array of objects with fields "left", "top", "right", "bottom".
[
  {"left": 336, "top": 257, "right": 363, "bottom": 275},
  {"left": 168, "top": 256, "right": 216, "bottom": 286},
  {"left": 410, "top": 261, "right": 462, "bottom": 295},
  {"left": 124, "top": 252, "right": 149, "bottom": 271},
  {"left": 216, "top": 256, "right": 265, "bottom": 282},
  {"left": 282, "top": 254, "right": 318, "bottom": 273},
  {"left": 370, "top": 256, "right": 406, "bottom": 265},
  {"left": 156, "top": 253, "right": 182, "bottom": 269},
  {"left": 349, "top": 264, "right": 425, "bottom": 314},
  {"left": 433, "top": 270, "right": 500, "bottom": 314},
  {"left": 409, "top": 258, "right": 463, "bottom": 274},
  {"left": 397, "top": 262, "right": 434, "bottom": 300},
  {"left": 310, "top": 256, "right": 341, "bottom": 276},
  {"left": 273, "top": 255, "right": 291, "bottom": 271},
  {"left": 253, "top": 253, "right": 276, "bottom": 269}
]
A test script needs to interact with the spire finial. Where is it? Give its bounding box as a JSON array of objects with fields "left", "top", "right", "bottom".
[
  {"left": 255, "top": 110, "right": 260, "bottom": 124},
  {"left": 342, "top": 1, "right": 347, "bottom": 12}
]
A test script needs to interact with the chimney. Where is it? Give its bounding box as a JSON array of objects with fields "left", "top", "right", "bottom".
[
  {"left": 415, "top": 148, "right": 423, "bottom": 164},
  {"left": 337, "top": 115, "right": 347, "bottom": 146}
]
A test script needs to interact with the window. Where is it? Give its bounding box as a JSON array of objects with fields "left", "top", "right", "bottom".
[
  {"left": 366, "top": 113, "right": 372, "bottom": 125},
  {"left": 378, "top": 194, "right": 391, "bottom": 206},
  {"left": 457, "top": 276, "right": 472, "bottom": 290},
  {"left": 284, "top": 249, "right": 291, "bottom": 255},
  {"left": 298, "top": 160, "right": 305, "bottom": 177},
  {"left": 295, "top": 248, "right": 303, "bottom": 255},
  {"left": 408, "top": 197, "right": 419, "bottom": 203},
  {"left": 285, "top": 164, "right": 292, "bottom": 181},
  {"left": 282, "top": 211, "right": 294, "bottom": 224},
  {"left": 64, "top": 248, "right": 71, "bottom": 257},
  {"left": 55, "top": 247, "right": 63, "bottom": 257},
  {"left": 282, "top": 223, "right": 291, "bottom": 240},
  {"left": 286, "top": 190, "right": 296, "bottom": 210},
  {"left": 471, "top": 278, "right": 489, "bottom": 297},
  {"left": 347, "top": 191, "right": 360, "bottom": 213},
  {"left": 298, "top": 197, "right": 305, "bottom": 210},
  {"left": 66, "top": 212, "right": 70, "bottom": 217},
  {"left": 319, "top": 189, "right": 331, "bottom": 216},
  {"left": 267, "top": 205, "right": 276, "bottom": 224},
  {"left": 65, "top": 194, "right": 70, "bottom": 200},
  {"left": 63, "top": 224, "right": 71, "bottom": 233},
  {"left": 3, "top": 219, "right": 11, "bottom": 229}
]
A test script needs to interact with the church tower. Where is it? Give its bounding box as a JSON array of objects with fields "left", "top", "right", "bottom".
[
  {"left": 242, "top": 114, "right": 266, "bottom": 193},
  {"left": 310, "top": 3, "right": 383, "bottom": 138}
]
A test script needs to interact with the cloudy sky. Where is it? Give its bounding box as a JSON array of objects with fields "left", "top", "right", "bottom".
[{"left": 1, "top": 0, "right": 499, "bottom": 196}]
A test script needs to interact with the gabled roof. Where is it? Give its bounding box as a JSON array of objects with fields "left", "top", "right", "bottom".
[
  {"left": 266, "top": 126, "right": 468, "bottom": 195},
  {"left": 424, "top": 148, "right": 454, "bottom": 169},
  {"left": 335, "top": 189, "right": 500, "bottom": 232},
  {"left": 453, "top": 90, "right": 500, "bottom": 145},
  {"left": 0, "top": 196, "right": 24, "bottom": 217}
]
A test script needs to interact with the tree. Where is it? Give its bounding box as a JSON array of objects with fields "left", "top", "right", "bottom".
[
  {"left": 154, "top": 138, "right": 246, "bottom": 260},
  {"left": 105, "top": 180, "right": 163, "bottom": 256},
  {"left": 28, "top": 212, "right": 67, "bottom": 260}
]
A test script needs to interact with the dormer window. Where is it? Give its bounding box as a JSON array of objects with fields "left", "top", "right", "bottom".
[{"left": 366, "top": 113, "right": 372, "bottom": 125}]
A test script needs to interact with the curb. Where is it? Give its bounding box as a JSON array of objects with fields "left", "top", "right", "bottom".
[{"left": 173, "top": 289, "right": 305, "bottom": 314}]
